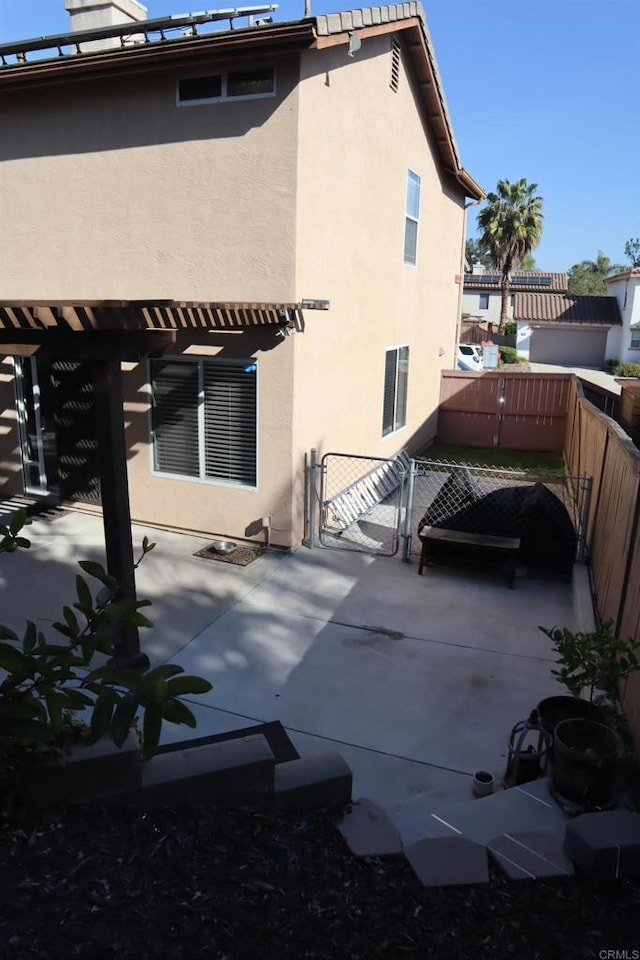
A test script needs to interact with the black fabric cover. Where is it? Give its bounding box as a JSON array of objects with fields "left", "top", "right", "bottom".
[{"left": 419, "top": 471, "right": 576, "bottom": 574}]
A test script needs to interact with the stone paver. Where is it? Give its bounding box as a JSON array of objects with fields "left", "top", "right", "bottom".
[
  {"left": 404, "top": 836, "right": 489, "bottom": 886},
  {"left": 338, "top": 798, "right": 403, "bottom": 857},
  {"left": 488, "top": 831, "right": 574, "bottom": 880},
  {"left": 564, "top": 811, "right": 640, "bottom": 879},
  {"left": 421, "top": 778, "right": 568, "bottom": 847}
]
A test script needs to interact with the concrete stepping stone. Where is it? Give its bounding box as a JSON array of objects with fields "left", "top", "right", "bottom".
[
  {"left": 423, "top": 778, "right": 568, "bottom": 846},
  {"left": 564, "top": 811, "right": 640, "bottom": 879},
  {"left": 338, "top": 798, "right": 402, "bottom": 857},
  {"left": 404, "top": 836, "right": 489, "bottom": 887},
  {"left": 488, "top": 831, "right": 574, "bottom": 880}
]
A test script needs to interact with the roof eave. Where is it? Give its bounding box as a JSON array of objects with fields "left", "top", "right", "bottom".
[
  {"left": 0, "top": 22, "right": 317, "bottom": 90},
  {"left": 315, "top": 16, "right": 483, "bottom": 199}
]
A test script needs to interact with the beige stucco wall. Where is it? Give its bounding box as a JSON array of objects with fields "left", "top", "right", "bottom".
[
  {"left": 0, "top": 56, "right": 299, "bottom": 302},
  {"left": 290, "top": 35, "right": 465, "bottom": 538},
  {"left": 123, "top": 329, "right": 295, "bottom": 546},
  {"left": 0, "top": 36, "right": 468, "bottom": 549}
]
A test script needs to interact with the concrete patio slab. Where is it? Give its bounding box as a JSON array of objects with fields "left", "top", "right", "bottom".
[{"left": 0, "top": 506, "right": 578, "bottom": 811}]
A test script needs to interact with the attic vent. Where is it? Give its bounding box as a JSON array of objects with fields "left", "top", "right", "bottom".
[{"left": 390, "top": 37, "right": 400, "bottom": 92}]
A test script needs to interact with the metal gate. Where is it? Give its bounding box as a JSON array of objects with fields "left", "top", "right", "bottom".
[
  {"left": 307, "top": 448, "right": 591, "bottom": 566},
  {"left": 310, "top": 450, "right": 409, "bottom": 556}
]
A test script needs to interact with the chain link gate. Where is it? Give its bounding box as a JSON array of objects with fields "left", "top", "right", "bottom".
[
  {"left": 307, "top": 449, "right": 591, "bottom": 567},
  {"left": 310, "top": 450, "right": 410, "bottom": 556}
]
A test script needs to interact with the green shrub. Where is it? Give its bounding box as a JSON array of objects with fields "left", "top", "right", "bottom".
[
  {"left": 499, "top": 346, "right": 520, "bottom": 364},
  {"left": 502, "top": 321, "right": 517, "bottom": 336},
  {"left": 607, "top": 362, "right": 640, "bottom": 378},
  {"left": 0, "top": 510, "right": 213, "bottom": 811}
]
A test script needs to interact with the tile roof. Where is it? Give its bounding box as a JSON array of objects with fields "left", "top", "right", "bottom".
[
  {"left": 514, "top": 293, "right": 621, "bottom": 326},
  {"left": 605, "top": 267, "right": 640, "bottom": 283},
  {"left": 464, "top": 272, "right": 568, "bottom": 293}
]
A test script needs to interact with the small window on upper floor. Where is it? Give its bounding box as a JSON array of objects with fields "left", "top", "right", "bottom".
[
  {"left": 403, "top": 170, "right": 421, "bottom": 266},
  {"left": 178, "top": 66, "right": 275, "bottom": 105},
  {"left": 479, "top": 293, "right": 490, "bottom": 310}
]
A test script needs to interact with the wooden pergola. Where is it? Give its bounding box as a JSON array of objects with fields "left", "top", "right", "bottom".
[{"left": 0, "top": 298, "right": 327, "bottom": 661}]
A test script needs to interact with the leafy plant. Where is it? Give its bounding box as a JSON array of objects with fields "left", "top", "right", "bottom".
[
  {"left": 607, "top": 361, "right": 640, "bottom": 378},
  {"left": 539, "top": 620, "right": 640, "bottom": 704},
  {"left": 0, "top": 509, "right": 213, "bottom": 801},
  {"left": 499, "top": 346, "right": 526, "bottom": 365},
  {"left": 502, "top": 320, "right": 517, "bottom": 336}
]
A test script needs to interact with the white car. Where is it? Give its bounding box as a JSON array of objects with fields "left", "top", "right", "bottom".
[{"left": 457, "top": 343, "right": 484, "bottom": 372}]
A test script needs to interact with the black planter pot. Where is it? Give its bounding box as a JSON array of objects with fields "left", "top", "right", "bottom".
[
  {"left": 551, "top": 718, "right": 619, "bottom": 807},
  {"left": 536, "top": 696, "right": 605, "bottom": 739}
]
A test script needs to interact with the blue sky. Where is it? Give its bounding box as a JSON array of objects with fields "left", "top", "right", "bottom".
[{"left": 1, "top": 0, "right": 639, "bottom": 271}]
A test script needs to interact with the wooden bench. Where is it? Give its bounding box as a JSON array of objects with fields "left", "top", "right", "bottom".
[{"left": 418, "top": 526, "right": 521, "bottom": 588}]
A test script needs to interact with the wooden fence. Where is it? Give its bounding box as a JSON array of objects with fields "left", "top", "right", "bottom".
[
  {"left": 439, "top": 372, "right": 571, "bottom": 451},
  {"left": 565, "top": 378, "right": 640, "bottom": 741}
]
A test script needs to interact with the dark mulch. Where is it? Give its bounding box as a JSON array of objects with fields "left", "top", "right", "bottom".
[{"left": 1, "top": 804, "right": 639, "bottom": 960}]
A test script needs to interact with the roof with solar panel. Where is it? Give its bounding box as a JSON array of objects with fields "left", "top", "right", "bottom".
[{"left": 463, "top": 271, "right": 568, "bottom": 293}]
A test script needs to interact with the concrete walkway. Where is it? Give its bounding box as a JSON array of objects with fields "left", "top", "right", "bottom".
[
  {"left": 0, "top": 505, "right": 578, "bottom": 809},
  {"left": 528, "top": 361, "right": 621, "bottom": 394}
]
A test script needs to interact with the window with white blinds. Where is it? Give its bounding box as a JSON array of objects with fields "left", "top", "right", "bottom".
[
  {"left": 151, "top": 358, "right": 257, "bottom": 486},
  {"left": 382, "top": 346, "right": 409, "bottom": 437}
]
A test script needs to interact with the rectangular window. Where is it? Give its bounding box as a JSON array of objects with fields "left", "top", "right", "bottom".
[
  {"left": 479, "top": 293, "right": 489, "bottom": 310},
  {"left": 630, "top": 331, "right": 640, "bottom": 350},
  {"left": 178, "top": 66, "right": 275, "bottom": 105},
  {"left": 151, "top": 358, "right": 257, "bottom": 486},
  {"left": 382, "top": 346, "right": 409, "bottom": 437},
  {"left": 403, "top": 170, "right": 421, "bottom": 265}
]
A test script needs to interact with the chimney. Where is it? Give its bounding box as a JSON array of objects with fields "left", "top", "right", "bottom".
[{"left": 64, "top": 0, "right": 147, "bottom": 50}]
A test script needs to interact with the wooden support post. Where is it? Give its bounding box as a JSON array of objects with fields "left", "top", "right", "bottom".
[{"left": 92, "top": 357, "right": 139, "bottom": 660}]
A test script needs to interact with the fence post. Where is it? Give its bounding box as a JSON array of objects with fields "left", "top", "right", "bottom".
[
  {"left": 576, "top": 474, "right": 592, "bottom": 564},
  {"left": 401, "top": 459, "right": 415, "bottom": 562},
  {"left": 306, "top": 448, "right": 318, "bottom": 549}
]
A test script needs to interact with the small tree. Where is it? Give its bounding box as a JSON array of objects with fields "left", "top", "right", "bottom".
[
  {"left": 567, "top": 251, "right": 624, "bottom": 296},
  {"left": 624, "top": 238, "right": 640, "bottom": 268}
]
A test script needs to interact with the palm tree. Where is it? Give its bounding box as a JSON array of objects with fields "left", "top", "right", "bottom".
[{"left": 477, "top": 179, "right": 544, "bottom": 331}]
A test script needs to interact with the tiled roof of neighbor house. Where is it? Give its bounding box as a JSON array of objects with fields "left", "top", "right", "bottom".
[
  {"left": 464, "top": 272, "right": 568, "bottom": 292},
  {"left": 0, "top": 4, "right": 483, "bottom": 200},
  {"left": 605, "top": 266, "right": 640, "bottom": 283},
  {"left": 514, "top": 293, "right": 622, "bottom": 325}
]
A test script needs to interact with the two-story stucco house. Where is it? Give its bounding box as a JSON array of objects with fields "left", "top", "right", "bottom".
[
  {"left": 0, "top": 1, "right": 482, "bottom": 550},
  {"left": 605, "top": 268, "right": 640, "bottom": 364}
]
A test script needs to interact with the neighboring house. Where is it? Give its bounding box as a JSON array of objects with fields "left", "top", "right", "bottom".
[
  {"left": 604, "top": 267, "right": 640, "bottom": 364},
  {"left": 0, "top": 1, "right": 482, "bottom": 549},
  {"left": 462, "top": 269, "right": 568, "bottom": 326},
  {"left": 513, "top": 294, "right": 621, "bottom": 366}
]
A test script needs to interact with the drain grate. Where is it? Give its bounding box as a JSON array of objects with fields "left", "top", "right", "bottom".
[{"left": 193, "top": 543, "right": 264, "bottom": 566}]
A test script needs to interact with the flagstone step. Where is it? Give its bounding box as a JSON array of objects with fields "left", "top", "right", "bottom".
[{"left": 389, "top": 777, "right": 568, "bottom": 849}]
